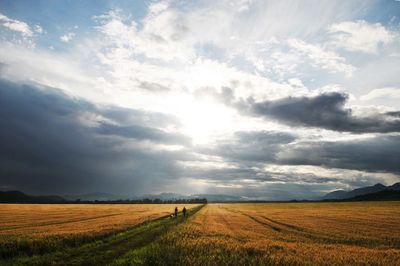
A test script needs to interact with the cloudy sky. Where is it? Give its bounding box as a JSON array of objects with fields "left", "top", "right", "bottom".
[{"left": 0, "top": 0, "right": 399, "bottom": 199}]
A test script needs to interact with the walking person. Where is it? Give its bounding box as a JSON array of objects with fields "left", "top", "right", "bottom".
[
  {"left": 182, "top": 206, "right": 187, "bottom": 217},
  {"left": 174, "top": 206, "right": 178, "bottom": 218}
]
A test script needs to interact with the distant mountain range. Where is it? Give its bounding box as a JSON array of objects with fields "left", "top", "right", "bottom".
[
  {"left": 63, "top": 192, "right": 129, "bottom": 201},
  {"left": 347, "top": 190, "right": 400, "bottom": 201},
  {"left": 2, "top": 183, "right": 399, "bottom": 203},
  {"left": 0, "top": 191, "right": 65, "bottom": 203},
  {"left": 322, "top": 182, "right": 400, "bottom": 200}
]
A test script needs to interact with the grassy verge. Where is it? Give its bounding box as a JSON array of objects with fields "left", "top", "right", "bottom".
[{"left": 0, "top": 205, "right": 205, "bottom": 266}]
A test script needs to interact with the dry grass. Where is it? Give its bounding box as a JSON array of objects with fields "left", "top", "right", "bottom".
[
  {"left": 0, "top": 204, "right": 198, "bottom": 237},
  {"left": 141, "top": 202, "right": 400, "bottom": 265}
]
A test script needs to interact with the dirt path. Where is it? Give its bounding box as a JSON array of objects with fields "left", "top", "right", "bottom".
[{"left": 2, "top": 205, "right": 205, "bottom": 266}]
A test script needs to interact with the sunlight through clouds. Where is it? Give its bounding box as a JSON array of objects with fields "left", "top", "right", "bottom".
[{"left": 0, "top": 0, "right": 399, "bottom": 198}]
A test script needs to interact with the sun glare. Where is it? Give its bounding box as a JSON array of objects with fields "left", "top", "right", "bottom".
[{"left": 169, "top": 96, "right": 235, "bottom": 144}]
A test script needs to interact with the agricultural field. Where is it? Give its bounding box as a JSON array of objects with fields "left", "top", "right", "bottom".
[
  {"left": 1, "top": 202, "right": 400, "bottom": 265},
  {"left": 0, "top": 204, "right": 199, "bottom": 236},
  {"left": 0, "top": 204, "right": 201, "bottom": 265},
  {"left": 125, "top": 202, "right": 400, "bottom": 266}
]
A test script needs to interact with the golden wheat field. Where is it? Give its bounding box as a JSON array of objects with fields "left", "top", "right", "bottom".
[
  {"left": 0, "top": 204, "right": 198, "bottom": 237},
  {"left": 152, "top": 202, "right": 400, "bottom": 265},
  {"left": 1, "top": 202, "right": 400, "bottom": 265}
]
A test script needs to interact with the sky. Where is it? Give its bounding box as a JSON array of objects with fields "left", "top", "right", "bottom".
[{"left": 0, "top": 0, "right": 399, "bottom": 199}]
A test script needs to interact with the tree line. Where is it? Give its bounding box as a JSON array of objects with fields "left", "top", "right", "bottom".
[{"left": 73, "top": 198, "right": 208, "bottom": 204}]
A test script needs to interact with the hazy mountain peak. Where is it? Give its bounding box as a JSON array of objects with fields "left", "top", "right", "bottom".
[{"left": 323, "top": 182, "right": 400, "bottom": 200}]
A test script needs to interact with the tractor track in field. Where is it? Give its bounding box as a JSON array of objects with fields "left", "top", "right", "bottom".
[
  {"left": 1, "top": 205, "right": 205, "bottom": 266},
  {"left": 220, "top": 206, "right": 394, "bottom": 248},
  {"left": 0, "top": 213, "right": 125, "bottom": 231}
]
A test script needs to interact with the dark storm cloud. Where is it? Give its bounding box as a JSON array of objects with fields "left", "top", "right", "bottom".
[
  {"left": 182, "top": 165, "right": 339, "bottom": 184},
  {"left": 1, "top": 80, "right": 398, "bottom": 198},
  {"left": 191, "top": 131, "right": 347, "bottom": 187},
  {"left": 235, "top": 131, "right": 296, "bottom": 144},
  {"left": 278, "top": 135, "right": 400, "bottom": 173},
  {"left": 189, "top": 129, "right": 398, "bottom": 199},
  {"left": 386, "top": 111, "right": 400, "bottom": 118},
  {"left": 198, "top": 131, "right": 297, "bottom": 163},
  {"left": 0, "top": 80, "right": 191, "bottom": 194},
  {"left": 198, "top": 130, "right": 400, "bottom": 174},
  {"left": 247, "top": 92, "right": 400, "bottom": 133}
]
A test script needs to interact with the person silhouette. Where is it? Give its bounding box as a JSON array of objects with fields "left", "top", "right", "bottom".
[
  {"left": 182, "top": 206, "right": 187, "bottom": 217},
  {"left": 174, "top": 206, "right": 178, "bottom": 217}
]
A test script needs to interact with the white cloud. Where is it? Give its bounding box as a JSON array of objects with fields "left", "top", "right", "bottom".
[
  {"left": 93, "top": 6, "right": 307, "bottom": 105},
  {"left": 95, "top": 6, "right": 194, "bottom": 63},
  {"left": 0, "top": 42, "right": 101, "bottom": 102},
  {"left": 34, "top": 25, "right": 43, "bottom": 34},
  {"left": 0, "top": 13, "right": 33, "bottom": 37},
  {"left": 328, "top": 20, "right": 394, "bottom": 54},
  {"left": 287, "top": 78, "right": 305, "bottom": 89},
  {"left": 360, "top": 87, "right": 400, "bottom": 101},
  {"left": 60, "top": 32, "right": 76, "bottom": 42},
  {"left": 288, "top": 39, "right": 355, "bottom": 77}
]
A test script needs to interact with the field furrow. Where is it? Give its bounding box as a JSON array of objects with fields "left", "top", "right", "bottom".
[{"left": 128, "top": 203, "right": 400, "bottom": 265}]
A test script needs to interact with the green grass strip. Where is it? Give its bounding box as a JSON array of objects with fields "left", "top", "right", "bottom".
[{"left": 0, "top": 205, "right": 205, "bottom": 266}]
